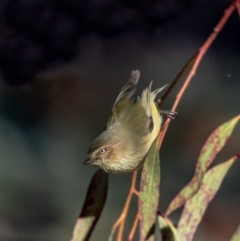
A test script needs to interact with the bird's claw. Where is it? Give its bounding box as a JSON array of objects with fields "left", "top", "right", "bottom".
[{"left": 160, "top": 110, "right": 178, "bottom": 119}]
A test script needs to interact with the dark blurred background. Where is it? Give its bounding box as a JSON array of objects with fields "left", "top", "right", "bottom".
[{"left": 0, "top": 0, "right": 239, "bottom": 240}]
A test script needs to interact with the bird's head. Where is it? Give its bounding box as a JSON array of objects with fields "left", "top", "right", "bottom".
[{"left": 84, "top": 131, "right": 122, "bottom": 172}]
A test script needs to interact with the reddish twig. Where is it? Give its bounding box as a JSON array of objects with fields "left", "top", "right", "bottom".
[
  {"left": 236, "top": 0, "right": 240, "bottom": 16},
  {"left": 110, "top": 171, "right": 138, "bottom": 241},
  {"left": 127, "top": 211, "right": 140, "bottom": 241},
  {"left": 158, "top": 0, "right": 240, "bottom": 149}
]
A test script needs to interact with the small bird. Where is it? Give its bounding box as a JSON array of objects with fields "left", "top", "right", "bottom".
[{"left": 84, "top": 70, "right": 176, "bottom": 173}]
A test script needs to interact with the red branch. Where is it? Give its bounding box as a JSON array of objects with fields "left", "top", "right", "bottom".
[
  {"left": 157, "top": 0, "right": 240, "bottom": 149},
  {"left": 110, "top": 171, "right": 138, "bottom": 241}
]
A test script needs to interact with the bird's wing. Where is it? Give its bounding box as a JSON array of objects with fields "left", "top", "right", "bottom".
[{"left": 113, "top": 70, "right": 140, "bottom": 107}]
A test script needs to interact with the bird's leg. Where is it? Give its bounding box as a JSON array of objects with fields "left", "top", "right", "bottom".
[{"left": 159, "top": 110, "right": 177, "bottom": 119}]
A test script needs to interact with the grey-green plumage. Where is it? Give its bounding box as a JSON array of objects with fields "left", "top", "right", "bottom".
[{"left": 84, "top": 70, "right": 174, "bottom": 173}]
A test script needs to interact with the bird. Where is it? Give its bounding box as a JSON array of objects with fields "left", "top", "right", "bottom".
[{"left": 84, "top": 70, "right": 176, "bottom": 174}]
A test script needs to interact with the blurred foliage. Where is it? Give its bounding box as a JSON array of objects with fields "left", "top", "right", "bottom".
[{"left": 71, "top": 170, "right": 108, "bottom": 241}]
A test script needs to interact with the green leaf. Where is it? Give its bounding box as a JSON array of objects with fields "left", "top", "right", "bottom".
[
  {"left": 166, "top": 115, "right": 240, "bottom": 216},
  {"left": 70, "top": 170, "right": 108, "bottom": 241},
  {"left": 177, "top": 155, "right": 239, "bottom": 241},
  {"left": 158, "top": 213, "right": 183, "bottom": 241},
  {"left": 230, "top": 224, "right": 240, "bottom": 241},
  {"left": 139, "top": 141, "right": 160, "bottom": 241}
]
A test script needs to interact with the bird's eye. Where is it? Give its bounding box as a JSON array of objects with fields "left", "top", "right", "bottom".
[{"left": 99, "top": 148, "right": 106, "bottom": 154}]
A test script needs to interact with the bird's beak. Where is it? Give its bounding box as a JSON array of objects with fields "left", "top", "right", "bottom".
[{"left": 84, "top": 157, "right": 96, "bottom": 165}]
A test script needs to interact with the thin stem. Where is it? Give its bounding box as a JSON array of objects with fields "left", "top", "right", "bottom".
[
  {"left": 158, "top": 52, "right": 198, "bottom": 108},
  {"left": 127, "top": 211, "right": 140, "bottom": 241},
  {"left": 236, "top": 0, "right": 240, "bottom": 15},
  {"left": 133, "top": 189, "right": 139, "bottom": 196},
  {"left": 109, "top": 171, "right": 138, "bottom": 241},
  {"left": 116, "top": 170, "right": 138, "bottom": 241},
  {"left": 158, "top": 0, "right": 239, "bottom": 149}
]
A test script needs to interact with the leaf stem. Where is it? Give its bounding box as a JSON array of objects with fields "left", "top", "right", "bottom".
[
  {"left": 127, "top": 211, "right": 140, "bottom": 241},
  {"left": 110, "top": 170, "right": 138, "bottom": 241}
]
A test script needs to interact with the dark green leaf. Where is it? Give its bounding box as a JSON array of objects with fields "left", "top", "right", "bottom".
[
  {"left": 158, "top": 213, "right": 182, "bottom": 241},
  {"left": 71, "top": 170, "right": 108, "bottom": 241}
]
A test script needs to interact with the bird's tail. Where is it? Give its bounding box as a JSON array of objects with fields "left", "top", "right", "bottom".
[{"left": 141, "top": 82, "right": 168, "bottom": 118}]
